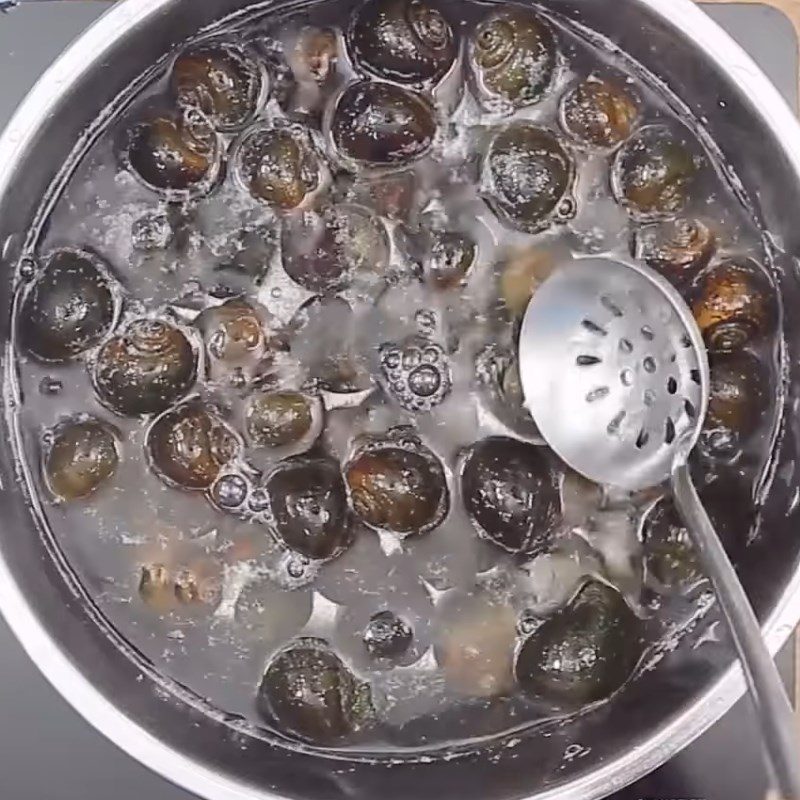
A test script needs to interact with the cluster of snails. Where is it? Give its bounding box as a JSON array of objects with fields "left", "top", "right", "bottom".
[
  {"left": 20, "top": 242, "right": 646, "bottom": 742},
  {"left": 17, "top": 0, "right": 780, "bottom": 749}
]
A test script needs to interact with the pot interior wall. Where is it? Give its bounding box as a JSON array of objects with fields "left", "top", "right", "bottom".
[{"left": 0, "top": 1, "right": 798, "bottom": 799}]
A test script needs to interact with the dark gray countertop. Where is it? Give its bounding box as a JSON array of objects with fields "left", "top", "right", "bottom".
[{"left": 0, "top": 3, "right": 795, "bottom": 799}]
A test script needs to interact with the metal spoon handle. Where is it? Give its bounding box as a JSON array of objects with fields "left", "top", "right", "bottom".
[{"left": 672, "top": 462, "right": 800, "bottom": 799}]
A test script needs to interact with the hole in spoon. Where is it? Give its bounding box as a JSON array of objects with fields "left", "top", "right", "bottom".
[
  {"left": 586, "top": 386, "right": 610, "bottom": 402},
  {"left": 684, "top": 398, "right": 696, "bottom": 419},
  {"left": 576, "top": 354, "right": 601, "bottom": 366},
  {"left": 582, "top": 319, "right": 607, "bottom": 337},
  {"left": 665, "top": 417, "right": 676, "bottom": 444},
  {"left": 607, "top": 410, "right": 626, "bottom": 435},
  {"left": 600, "top": 295, "right": 623, "bottom": 317},
  {"left": 635, "top": 429, "right": 650, "bottom": 449}
]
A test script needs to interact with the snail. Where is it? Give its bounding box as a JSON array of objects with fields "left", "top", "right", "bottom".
[
  {"left": 482, "top": 123, "right": 575, "bottom": 234},
  {"left": 348, "top": 0, "right": 456, "bottom": 85},
  {"left": 330, "top": 80, "right": 436, "bottom": 168},
  {"left": 146, "top": 401, "right": 239, "bottom": 491},
  {"left": 18, "top": 248, "right": 118, "bottom": 363},
  {"left": 257, "top": 638, "right": 373, "bottom": 745},
  {"left": 612, "top": 124, "right": 700, "bottom": 220},
  {"left": 515, "top": 580, "right": 644, "bottom": 709},
  {"left": 560, "top": 75, "right": 639, "bottom": 149},
  {"left": 345, "top": 435, "right": 448, "bottom": 536},
  {"left": 470, "top": 7, "right": 558, "bottom": 110},
  {"left": 461, "top": 436, "right": 560, "bottom": 554},
  {"left": 691, "top": 259, "right": 775, "bottom": 352},
  {"left": 92, "top": 318, "right": 196, "bottom": 416},
  {"left": 43, "top": 418, "right": 119, "bottom": 501},
  {"left": 171, "top": 43, "right": 264, "bottom": 132}
]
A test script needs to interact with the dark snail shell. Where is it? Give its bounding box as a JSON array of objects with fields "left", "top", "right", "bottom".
[
  {"left": 612, "top": 125, "right": 699, "bottom": 220},
  {"left": 691, "top": 259, "right": 774, "bottom": 353},
  {"left": 515, "top": 580, "right": 644, "bottom": 709},
  {"left": 146, "top": 402, "right": 239, "bottom": 491},
  {"left": 246, "top": 390, "right": 322, "bottom": 449},
  {"left": 345, "top": 440, "right": 448, "bottom": 536},
  {"left": 235, "top": 126, "right": 320, "bottom": 209},
  {"left": 127, "top": 111, "right": 219, "bottom": 194},
  {"left": 44, "top": 418, "right": 119, "bottom": 501},
  {"left": 281, "top": 204, "right": 389, "bottom": 294},
  {"left": 265, "top": 456, "right": 352, "bottom": 560},
  {"left": 632, "top": 217, "right": 716, "bottom": 287},
  {"left": 330, "top": 81, "right": 436, "bottom": 167},
  {"left": 483, "top": 123, "right": 575, "bottom": 234},
  {"left": 470, "top": 8, "right": 558, "bottom": 110},
  {"left": 461, "top": 436, "right": 560, "bottom": 554},
  {"left": 171, "top": 44, "right": 264, "bottom": 132},
  {"left": 93, "top": 319, "right": 197, "bottom": 416},
  {"left": 700, "top": 350, "right": 769, "bottom": 460},
  {"left": 643, "top": 498, "right": 704, "bottom": 590},
  {"left": 348, "top": 0, "right": 456, "bottom": 85},
  {"left": 257, "top": 637, "right": 373, "bottom": 745},
  {"left": 18, "top": 249, "right": 118, "bottom": 363},
  {"left": 559, "top": 75, "right": 639, "bottom": 149}
]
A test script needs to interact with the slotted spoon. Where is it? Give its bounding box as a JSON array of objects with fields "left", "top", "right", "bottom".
[{"left": 518, "top": 255, "right": 800, "bottom": 799}]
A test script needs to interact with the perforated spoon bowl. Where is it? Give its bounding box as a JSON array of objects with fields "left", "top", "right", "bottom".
[{"left": 519, "top": 256, "right": 800, "bottom": 800}]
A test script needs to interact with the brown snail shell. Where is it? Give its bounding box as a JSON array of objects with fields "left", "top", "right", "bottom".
[
  {"left": 127, "top": 111, "right": 219, "bottom": 195},
  {"left": 345, "top": 438, "right": 448, "bottom": 536},
  {"left": 245, "top": 390, "right": 323, "bottom": 451},
  {"left": 256, "top": 637, "right": 374, "bottom": 744},
  {"left": 44, "top": 417, "right": 119, "bottom": 501},
  {"left": 559, "top": 75, "right": 639, "bottom": 149},
  {"left": 700, "top": 350, "right": 770, "bottom": 460},
  {"left": 632, "top": 217, "right": 716, "bottom": 287},
  {"left": 461, "top": 436, "right": 560, "bottom": 554},
  {"left": 281, "top": 204, "right": 389, "bottom": 295},
  {"left": 171, "top": 44, "right": 264, "bottom": 132},
  {"left": 483, "top": 123, "right": 575, "bottom": 234},
  {"left": 330, "top": 80, "right": 436, "bottom": 168},
  {"left": 470, "top": 8, "right": 558, "bottom": 110},
  {"left": 612, "top": 125, "right": 700, "bottom": 220},
  {"left": 146, "top": 401, "right": 240, "bottom": 491},
  {"left": 234, "top": 125, "right": 321, "bottom": 209},
  {"left": 93, "top": 318, "right": 197, "bottom": 416},
  {"left": 264, "top": 456, "right": 352, "bottom": 560},
  {"left": 18, "top": 249, "right": 119, "bottom": 363},
  {"left": 691, "top": 259, "right": 775, "bottom": 352},
  {"left": 348, "top": 0, "right": 457, "bottom": 85}
]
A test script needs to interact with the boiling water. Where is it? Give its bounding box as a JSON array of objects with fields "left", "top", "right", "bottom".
[{"left": 9, "top": 0, "right": 781, "bottom": 756}]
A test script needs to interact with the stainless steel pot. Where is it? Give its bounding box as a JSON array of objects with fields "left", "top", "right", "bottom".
[{"left": 0, "top": 2, "right": 799, "bottom": 799}]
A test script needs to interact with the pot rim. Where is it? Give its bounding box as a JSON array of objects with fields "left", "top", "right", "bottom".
[{"left": 0, "top": 1, "right": 799, "bottom": 799}]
